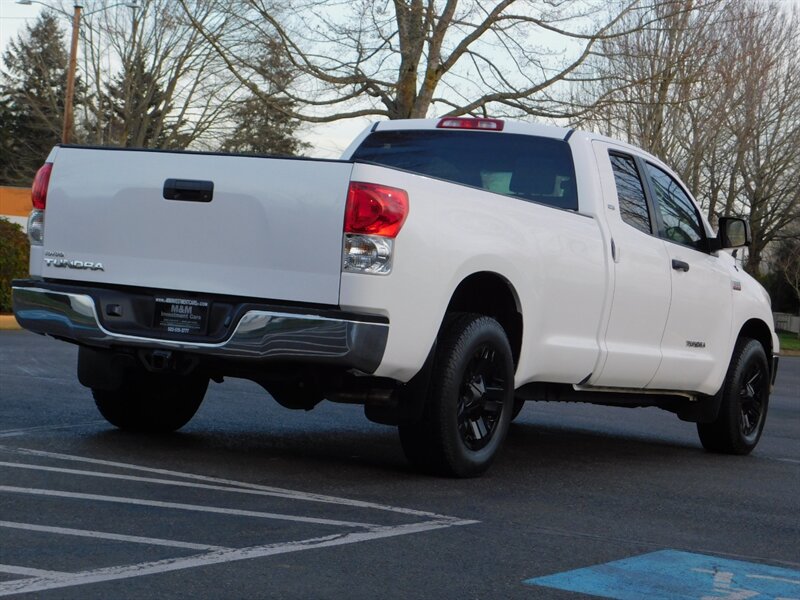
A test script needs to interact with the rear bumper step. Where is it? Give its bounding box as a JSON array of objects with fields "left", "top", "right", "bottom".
[{"left": 12, "top": 283, "right": 388, "bottom": 373}]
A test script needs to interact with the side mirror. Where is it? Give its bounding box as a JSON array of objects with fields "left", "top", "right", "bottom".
[{"left": 716, "top": 217, "right": 751, "bottom": 249}]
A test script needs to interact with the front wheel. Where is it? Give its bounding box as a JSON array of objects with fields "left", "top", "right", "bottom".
[
  {"left": 398, "top": 313, "right": 514, "bottom": 477},
  {"left": 93, "top": 372, "right": 208, "bottom": 433},
  {"left": 697, "top": 338, "right": 770, "bottom": 455}
]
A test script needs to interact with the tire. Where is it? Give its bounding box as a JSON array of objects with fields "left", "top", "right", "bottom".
[
  {"left": 93, "top": 372, "right": 208, "bottom": 433},
  {"left": 697, "top": 338, "right": 770, "bottom": 455},
  {"left": 398, "top": 313, "right": 514, "bottom": 477}
]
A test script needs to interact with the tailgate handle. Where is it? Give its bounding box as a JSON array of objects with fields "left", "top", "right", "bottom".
[{"left": 163, "top": 179, "right": 214, "bottom": 202}]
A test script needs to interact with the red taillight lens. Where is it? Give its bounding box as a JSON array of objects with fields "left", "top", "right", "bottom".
[
  {"left": 344, "top": 182, "right": 409, "bottom": 238},
  {"left": 31, "top": 163, "right": 53, "bottom": 210},
  {"left": 437, "top": 117, "right": 504, "bottom": 131}
]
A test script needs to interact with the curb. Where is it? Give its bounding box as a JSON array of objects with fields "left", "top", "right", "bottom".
[{"left": 0, "top": 314, "right": 21, "bottom": 330}]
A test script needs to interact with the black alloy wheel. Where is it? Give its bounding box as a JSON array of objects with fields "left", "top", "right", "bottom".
[
  {"left": 398, "top": 312, "right": 514, "bottom": 477},
  {"left": 738, "top": 363, "right": 766, "bottom": 443},
  {"left": 697, "top": 337, "right": 770, "bottom": 455},
  {"left": 457, "top": 344, "right": 507, "bottom": 451}
]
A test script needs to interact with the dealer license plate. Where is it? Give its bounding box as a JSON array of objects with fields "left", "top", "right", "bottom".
[{"left": 154, "top": 297, "right": 210, "bottom": 335}]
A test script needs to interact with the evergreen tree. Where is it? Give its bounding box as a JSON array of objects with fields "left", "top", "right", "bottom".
[
  {"left": 0, "top": 13, "right": 72, "bottom": 185},
  {"left": 99, "top": 51, "right": 185, "bottom": 148},
  {"left": 221, "top": 43, "right": 308, "bottom": 157},
  {"left": 221, "top": 96, "right": 308, "bottom": 156},
  {"left": 0, "top": 96, "right": 18, "bottom": 182}
]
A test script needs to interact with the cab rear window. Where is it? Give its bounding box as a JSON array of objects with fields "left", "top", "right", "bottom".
[{"left": 351, "top": 130, "right": 578, "bottom": 210}]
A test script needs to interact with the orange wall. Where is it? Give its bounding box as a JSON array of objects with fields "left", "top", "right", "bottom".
[{"left": 0, "top": 187, "right": 31, "bottom": 217}]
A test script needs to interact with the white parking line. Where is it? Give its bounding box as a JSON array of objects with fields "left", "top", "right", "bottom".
[
  {"left": 0, "top": 521, "right": 227, "bottom": 552},
  {"left": 0, "top": 446, "right": 458, "bottom": 520},
  {"left": 0, "top": 486, "right": 379, "bottom": 529},
  {"left": 0, "top": 566, "right": 69, "bottom": 579},
  {"left": 0, "top": 519, "right": 469, "bottom": 597},
  {"left": 0, "top": 461, "right": 412, "bottom": 509},
  {"left": 0, "top": 423, "right": 105, "bottom": 439},
  {"left": 0, "top": 445, "right": 480, "bottom": 596}
]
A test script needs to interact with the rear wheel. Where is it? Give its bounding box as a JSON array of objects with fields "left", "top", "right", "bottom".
[
  {"left": 697, "top": 338, "right": 770, "bottom": 455},
  {"left": 93, "top": 372, "right": 208, "bottom": 432},
  {"left": 398, "top": 313, "right": 514, "bottom": 477}
]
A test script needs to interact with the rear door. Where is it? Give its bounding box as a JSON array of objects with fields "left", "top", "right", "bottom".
[
  {"left": 43, "top": 147, "right": 353, "bottom": 305},
  {"left": 591, "top": 142, "right": 672, "bottom": 388}
]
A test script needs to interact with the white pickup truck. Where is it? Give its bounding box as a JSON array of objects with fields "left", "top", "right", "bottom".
[{"left": 12, "top": 117, "right": 780, "bottom": 477}]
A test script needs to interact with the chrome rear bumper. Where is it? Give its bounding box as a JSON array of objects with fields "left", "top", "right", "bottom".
[{"left": 12, "top": 284, "right": 388, "bottom": 373}]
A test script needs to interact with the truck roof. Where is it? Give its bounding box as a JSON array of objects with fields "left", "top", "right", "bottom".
[
  {"left": 341, "top": 117, "right": 573, "bottom": 159},
  {"left": 373, "top": 118, "right": 572, "bottom": 140}
]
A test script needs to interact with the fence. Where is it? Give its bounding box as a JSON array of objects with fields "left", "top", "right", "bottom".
[{"left": 774, "top": 312, "right": 800, "bottom": 334}]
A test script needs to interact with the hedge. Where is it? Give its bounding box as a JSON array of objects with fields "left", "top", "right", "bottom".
[{"left": 0, "top": 218, "right": 29, "bottom": 313}]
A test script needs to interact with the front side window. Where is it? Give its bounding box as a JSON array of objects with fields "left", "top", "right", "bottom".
[
  {"left": 645, "top": 163, "right": 706, "bottom": 251},
  {"left": 609, "top": 153, "right": 652, "bottom": 235},
  {"left": 351, "top": 130, "right": 578, "bottom": 210}
]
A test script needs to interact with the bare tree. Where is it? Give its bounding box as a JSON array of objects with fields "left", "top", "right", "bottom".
[
  {"left": 577, "top": 0, "right": 733, "bottom": 198},
  {"left": 66, "top": 0, "right": 242, "bottom": 148},
  {"left": 579, "top": 0, "right": 800, "bottom": 274},
  {"left": 178, "top": 0, "right": 672, "bottom": 123},
  {"left": 725, "top": 3, "right": 800, "bottom": 272}
]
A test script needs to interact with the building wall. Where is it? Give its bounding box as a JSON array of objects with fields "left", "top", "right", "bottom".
[{"left": 0, "top": 187, "right": 30, "bottom": 232}]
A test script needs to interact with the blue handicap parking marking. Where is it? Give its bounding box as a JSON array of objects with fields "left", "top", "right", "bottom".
[{"left": 524, "top": 549, "right": 800, "bottom": 599}]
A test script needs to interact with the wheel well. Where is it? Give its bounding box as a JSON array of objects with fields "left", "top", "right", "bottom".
[
  {"left": 738, "top": 318, "right": 773, "bottom": 361},
  {"left": 445, "top": 272, "right": 522, "bottom": 366}
]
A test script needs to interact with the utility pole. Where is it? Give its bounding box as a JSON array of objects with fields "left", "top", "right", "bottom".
[
  {"left": 16, "top": 0, "right": 139, "bottom": 144},
  {"left": 62, "top": 3, "right": 82, "bottom": 144}
]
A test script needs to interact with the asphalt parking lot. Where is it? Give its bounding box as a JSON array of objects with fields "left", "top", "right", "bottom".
[{"left": 1, "top": 330, "right": 798, "bottom": 599}]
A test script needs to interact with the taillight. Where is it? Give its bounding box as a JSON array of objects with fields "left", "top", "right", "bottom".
[
  {"left": 437, "top": 117, "right": 504, "bottom": 131},
  {"left": 31, "top": 162, "right": 53, "bottom": 210},
  {"left": 342, "top": 182, "right": 409, "bottom": 276},
  {"left": 28, "top": 162, "right": 51, "bottom": 245},
  {"left": 344, "top": 182, "right": 409, "bottom": 238}
]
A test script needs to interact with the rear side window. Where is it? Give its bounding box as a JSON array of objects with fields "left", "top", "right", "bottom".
[
  {"left": 609, "top": 153, "right": 652, "bottom": 235},
  {"left": 351, "top": 130, "right": 578, "bottom": 210}
]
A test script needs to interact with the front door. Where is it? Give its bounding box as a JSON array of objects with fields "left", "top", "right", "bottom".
[{"left": 642, "top": 163, "right": 733, "bottom": 393}]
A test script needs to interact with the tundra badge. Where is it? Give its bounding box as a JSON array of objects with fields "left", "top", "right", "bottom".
[{"left": 44, "top": 258, "right": 105, "bottom": 271}]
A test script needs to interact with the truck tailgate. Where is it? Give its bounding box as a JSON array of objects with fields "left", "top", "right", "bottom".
[{"left": 41, "top": 147, "right": 353, "bottom": 305}]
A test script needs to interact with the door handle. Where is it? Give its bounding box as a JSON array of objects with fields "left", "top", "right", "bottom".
[
  {"left": 163, "top": 179, "right": 214, "bottom": 202},
  {"left": 671, "top": 259, "right": 690, "bottom": 272}
]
